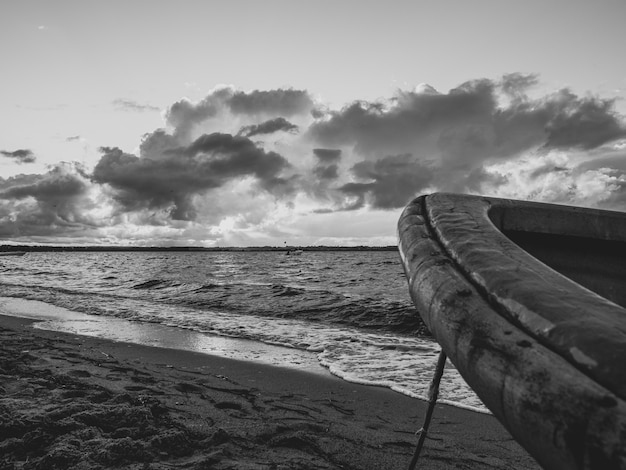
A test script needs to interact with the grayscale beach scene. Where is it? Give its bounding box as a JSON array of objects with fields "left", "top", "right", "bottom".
[{"left": 1, "top": 1, "right": 625, "bottom": 468}]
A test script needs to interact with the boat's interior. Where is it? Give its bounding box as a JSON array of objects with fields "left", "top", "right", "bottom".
[
  {"left": 487, "top": 203, "right": 626, "bottom": 309},
  {"left": 501, "top": 230, "right": 626, "bottom": 309}
]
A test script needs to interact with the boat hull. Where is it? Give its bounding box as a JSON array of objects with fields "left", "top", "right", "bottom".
[{"left": 398, "top": 193, "right": 626, "bottom": 470}]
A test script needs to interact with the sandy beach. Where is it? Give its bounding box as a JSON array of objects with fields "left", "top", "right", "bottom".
[{"left": 0, "top": 314, "right": 539, "bottom": 469}]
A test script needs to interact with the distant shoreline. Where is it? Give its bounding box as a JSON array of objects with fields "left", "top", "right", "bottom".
[{"left": 0, "top": 245, "right": 398, "bottom": 253}]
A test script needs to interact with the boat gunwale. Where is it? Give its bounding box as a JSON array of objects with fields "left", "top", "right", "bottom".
[
  {"left": 423, "top": 193, "right": 626, "bottom": 400},
  {"left": 397, "top": 193, "right": 626, "bottom": 470}
]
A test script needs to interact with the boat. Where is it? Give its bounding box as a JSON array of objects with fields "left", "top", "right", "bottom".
[
  {"left": 283, "top": 242, "right": 303, "bottom": 256},
  {"left": 397, "top": 193, "right": 626, "bottom": 470},
  {"left": 0, "top": 251, "right": 26, "bottom": 257}
]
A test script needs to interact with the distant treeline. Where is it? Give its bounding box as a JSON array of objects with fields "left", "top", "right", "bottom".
[{"left": 0, "top": 245, "right": 398, "bottom": 253}]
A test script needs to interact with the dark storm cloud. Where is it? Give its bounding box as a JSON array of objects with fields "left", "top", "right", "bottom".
[
  {"left": 494, "top": 92, "right": 626, "bottom": 160},
  {"left": 93, "top": 146, "right": 200, "bottom": 220},
  {"left": 0, "top": 170, "right": 86, "bottom": 200},
  {"left": 542, "top": 90, "right": 626, "bottom": 150},
  {"left": 342, "top": 154, "right": 434, "bottom": 209},
  {"left": 308, "top": 75, "right": 626, "bottom": 193},
  {"left": 138, "top": 129, "right": 180, "bottom": 160},
  {"left": 313, "top": 75, "right": 626, "bottom": 155},
  {"left": 320, "top": 154, "right": 434, "bottom": 212},
  {"left": 308, "top": 79, "right": 497, "bottom": 158},
  {"left": 166, "top": 96, "right": 219, "bottom": 131},
  {"left": 0, "top": 164, "right": 96, "bottom": 237},
  {"left": 313, "top": 164, "right": 339, "bottom": 181},
  {"left": 313, "top": 148, "right": 342, "bottom": 163},
  {"left": 165, "top": 89, "right": 231, "bottom": 140},
  {"left": 310, "top": 149, "right": 342, "bottom": 185},
  {"left": 183, "top": 133, "right": 292, "bottom": 186},
  {"left": 0, "top": 149, "right": 36, "bottom": 164},
  {"left": 238, "top": 117, "right": 299, "bottom": 138},
  {"left": 228, "top": 89, "right": 314, "bottom": 117},
  {"left": 93, "top": 133, "right": 292, "bottom": 220},
  {"left": 113, "top": 99, "right": 160, "bottom": 112},
  {"left": 165, "top": 87, "right": 314, "bottom": 141}
]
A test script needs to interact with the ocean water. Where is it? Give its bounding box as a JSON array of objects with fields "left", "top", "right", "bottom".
[{"left": 0, "top": 250, "right": 486, "bottom": 413}]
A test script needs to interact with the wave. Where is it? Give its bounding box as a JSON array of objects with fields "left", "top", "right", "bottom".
[
  {"left": 0, "top": 248, "right": 486, "bottom": 412},
  {"left": 132, "top": 279, "right": 168, "bottom": 289},
  {"left": 0, "top": 276, "right": 428, "bottom": 338},
  {"left": 271, "top": 284, "right": 305, "bottom": 297}
]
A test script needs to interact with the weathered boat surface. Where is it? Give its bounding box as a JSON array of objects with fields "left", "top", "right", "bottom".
[
  {"left": 397, "top": 193, "right": 626, "bottom": 470},
  {"left": 0, "top": 251, "right": 26, "bottom": 257}
]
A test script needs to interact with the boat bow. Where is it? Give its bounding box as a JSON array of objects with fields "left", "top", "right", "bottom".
[{"left": 398, "top": 193, "right": 626, "bottom": 470}]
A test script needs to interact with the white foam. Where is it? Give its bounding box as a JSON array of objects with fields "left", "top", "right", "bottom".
[
  {"left": 0, "top": 296, "right": 489, "bottom": 413},
  {"left": 0, "top": 297, "right": 328, "bottom": 375}
]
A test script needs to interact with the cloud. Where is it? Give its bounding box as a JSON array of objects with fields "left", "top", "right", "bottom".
[
  {"left": 138, "top": 129, "right": 180, "bottom": 159},
  {"left": 480, "top": 145, "right": 626, "bottom": 211},
  {"left": 541, "top": 90, "right": 626, "bottom": 150},
  {"left": 499, "top": 72, "right": 539, "bottom": 101},
  {"left": 340, "top": 154, "right": 434, "bottom": 209},
  {"left": 0, "top": 163, "right": 100, "bottom": 238},
  {"left": 305, "top": 149, "right": 343, "bottom": 198},
  {"left": 528, "top": 163, "right": 568, "bottom": 179},
  {"left": 574, "top": 143, "right": 626, "bottom": 173},
  {"left": 113, "top": 99, "right": 160, "bottom": 112},
  {"left": 313, "top": 164, "right": 339, "bottom": 181},
  {"left": 228, "top": 89, "right": 314, "bottom": 117},
  {"left": 3, "top": 75, "right": 626, "bottom": 246},
  {"left": 313, "top": 148, "right": 342, "bottom": 163},
  {"left": 308, "top": 79, "right": 499, "bottom": 163},
  {"left": 238, "top": 117, "right": 299, "bottom": 138},
  {"left": 0, "top": 149, "right": 36, "bottom": 164},
  {"left": 165, "top": 88, "right": 231, "bottom": 141},
  {"left": 597, "top": 175, "right": 626, "bottom": 210},
  {"left": 164, "top": 86, "right": 314, "bottom": 142},
  {"left": 308, "top": 75, "right": 626, "bottom": 196},
  {"left": 0, "top": 168, "right": 87, "bottom": 201},
  {"left": 183, "top": 133, "right": 293, "bottom": 192},
  {"left": 92, "top": 133, "right": 293, "bottom": 221}
]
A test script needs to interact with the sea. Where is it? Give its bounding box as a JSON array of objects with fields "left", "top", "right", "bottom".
[{"left": 0, "top": 250, "right": 487, "bottom": 413}]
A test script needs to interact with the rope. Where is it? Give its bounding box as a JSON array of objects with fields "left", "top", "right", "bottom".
[{"left": 408, "top": 349, "right": 447, "bottom": 470}]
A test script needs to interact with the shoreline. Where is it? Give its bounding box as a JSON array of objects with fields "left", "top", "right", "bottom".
[
  {"left": 0, "top": 296, "right": 488, "bottom": 413},
  {"left": 0, "top": 313, "right": 540, "bottom": 469},
  {"left": 0, "top": 296, "right": 329, "bottom": 376}
]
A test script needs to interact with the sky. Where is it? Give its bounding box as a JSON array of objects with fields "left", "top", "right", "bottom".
[{"left": 1, "top": 0, "right": 626, "bottom": 247}]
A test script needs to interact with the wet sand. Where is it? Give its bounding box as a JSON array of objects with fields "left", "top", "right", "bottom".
[{"left": 0, "top": 314, "right": 539, "bottom": 469}]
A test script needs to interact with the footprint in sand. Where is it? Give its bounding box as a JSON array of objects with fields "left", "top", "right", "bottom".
[
  {"left": 68, "top": 369, "right": 91, "bottom": 378},
  {"left": 214, "top": 401, "right": 243, "bottom": 411}
]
